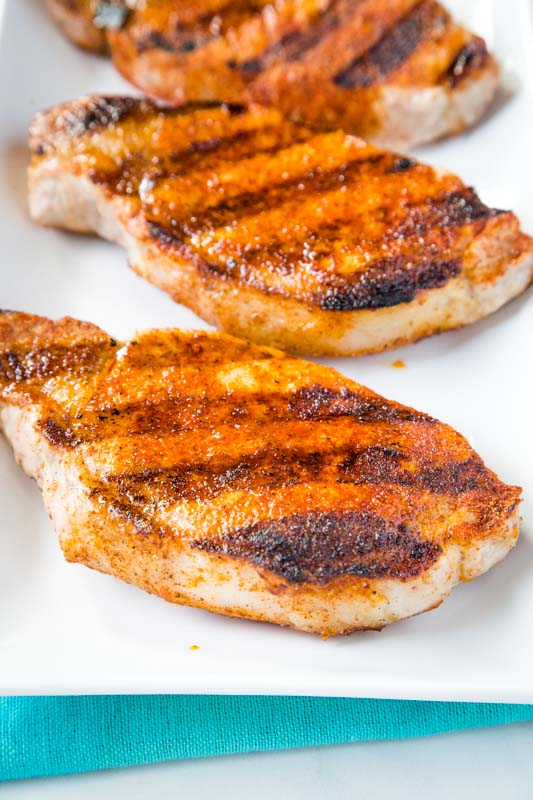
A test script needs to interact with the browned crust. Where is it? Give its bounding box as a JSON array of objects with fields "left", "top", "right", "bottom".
[
  {"left": 29, "top": 97, "right": 515, "bottom": 316},
  {"left": 0, "top": 311, "right": 522, "bottom": 595},
  {"left": 192, "top": 510, "right": 443, "bottom": 584},
  {"left": 333, "top": 0, "right": 449, "bottom": 89},
  {"left": 46, "top": 1, "right": 499, "bottom": 144}
]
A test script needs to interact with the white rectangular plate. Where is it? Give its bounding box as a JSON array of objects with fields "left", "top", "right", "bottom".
[{"left": 0, "top": 0, "right": 532, "bottom": 701}]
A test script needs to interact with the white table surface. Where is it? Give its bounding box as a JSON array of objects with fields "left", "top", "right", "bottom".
[{"left": 3, "top": 722, "right": 533, "bottom": 798}]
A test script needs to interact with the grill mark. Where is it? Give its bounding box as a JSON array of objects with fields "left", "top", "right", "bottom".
[
  {"left": 147, "top": 222, "right": 461, "bottom": 311},
  {"left": 288, "top": 385, "right": 432, "bottom": 423},
  {"left": 0, "top": 343, "right": 108, "bottom": 387},
  {"left": 106, "top": 445, "right": 384, "bottom": 503},
  {"left": 148, "top": 187, "right": 493, "bottom": 310},
  {"left": 231, "top": 182, "right": 491, "bottom": 251},
  {"left": 265, "top": 1, "right": 346, "bottom": 61},
  {"left": 62, "top": 97, "right": 494, "bottom": 315},
  {"left": 63, "top": 97, "right": 141, "bottom": 135},
  {"left": 445, "top": 36, "right": 490, "bottom": 87},
  {"left": 41, "top": 418, "right": 83, "bottom": 448},
  {"left": 149, "top": 151, "right": 395, "bottom": 236},
  {"left": 148, "top": 221, "right": 192, "bottom": 252},
  {"left": 63, "top": 99, "right": 246, "bottom": 138},
  {"left": 149, "top": 160, "right": 485, "bottom": 249},
  {"left": 192, "top": 510, "right": 442, "bottom": 584},
  {"left": 91, "top": 491, "right": 165, "bottom": 537},
  {"left": 40, "top": 358, "right": 492, "bottom": 504},
  {"left": 90, "top": 125, "right": 313, "bottom": 194},
  {"left": 334, "top": 0, "right": 448, "bottom": 88},
  {"left": 338, "top": 451, "right": 492, "bottom": 494},
  {"left": 107, "top": 500, "right": 156, "bottom": 536},
  {"left": 319, "top": 256, "right": 461, "bottom": 310},
  {"left": 315, "top": 190, "right": 492, "bottom": 309},
  {"left": 40, "top": 384, "right": 434, "bottom": 446},
  {"left": 117, "top": 447, "right": 355, "bottom": 500},
  {"left": 233, "top": 0, "right": 352, "bottom": 74},
  {"left": 135, "top": 0, "right": 268, "bottom": 55},
  {"left": 244, "top": 188, "right": 487, "bottom": 299},
  {"left": 105, "top": 444, "right": 489, "bottom": 508}
]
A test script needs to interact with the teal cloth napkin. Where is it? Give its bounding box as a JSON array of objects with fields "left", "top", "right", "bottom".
[{"left": 2, "top": 696, "right": 533, "bottom": 781}]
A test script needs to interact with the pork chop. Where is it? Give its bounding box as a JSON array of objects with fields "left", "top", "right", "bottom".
[
  {"left": 0, "top": 311, "right": 521, "bottom": 635},
  {"left": 29, "top": 97, "right": 533, "bottom": 356},
  {"left": 46, "top": 0, "right": 107, "bottom": 52},
  {"left": 46, "top": 0, "right": 499, "bottom": 149}
]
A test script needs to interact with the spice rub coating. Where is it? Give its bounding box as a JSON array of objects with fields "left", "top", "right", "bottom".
[
  {"left": 29, "top": 97, "right": 533, "bottom": 355},
  {"left": 46, "top": 0, "right": 499, "bottom": 148},
  {"left": 0, "top": 311, "right": 521, "bottom": 634}
]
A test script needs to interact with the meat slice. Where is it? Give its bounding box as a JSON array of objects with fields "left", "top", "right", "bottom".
[
  {"left": 0, "top": 311, "right": 521, "bottom": 635},
  {"left": 46, "top": 0, "right": 499, "bottom": 149},
  {"left": 46, "top": 0, "right": 107, "bottom": 52},
  {"left": 29, "top": 97, "right": 533, "bottom": 356}
]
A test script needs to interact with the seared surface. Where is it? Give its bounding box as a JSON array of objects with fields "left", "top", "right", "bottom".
[
  {"left": 29, "top": 97, "right": 533, "bottom": 354},
  {"left": 193, "top": 510, "right": 444, "bottom": 584},
  {"left": 46, "top": 0, "right": 499, "bottom": 147},
  {"left": 0, "top": 312, "right": 521, "bottom": 634}
]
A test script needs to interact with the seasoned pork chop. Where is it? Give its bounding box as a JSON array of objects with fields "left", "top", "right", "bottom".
[
  {"left": 46, "top": 0, "right": 107, "bottom": 52},
  {"left": 46, "top": 0, "right": 499, "bottom": 149},
  {"left": 29, "top": 97, "right": 533, "bottom": 356},
  {"left": 0, "top": 311, "right": 521, "bottom": 635}
]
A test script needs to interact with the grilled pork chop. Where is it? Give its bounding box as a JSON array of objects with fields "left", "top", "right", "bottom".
[
  {"left": 29, "top": 97, "right": 533, "bottom": 356},
  {"left": 46, "top": 0, "right": 107, "bottom": 52},
  {"left": 46, "top": 0, "right": 498, "bottom": 149},
  {"left": 0, "top": 311, "right": 521, "bottom": 635}
]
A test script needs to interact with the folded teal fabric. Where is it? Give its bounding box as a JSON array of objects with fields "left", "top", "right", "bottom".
[{"left": 2, "top": 696, "right": 533, "bottom": 781}]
